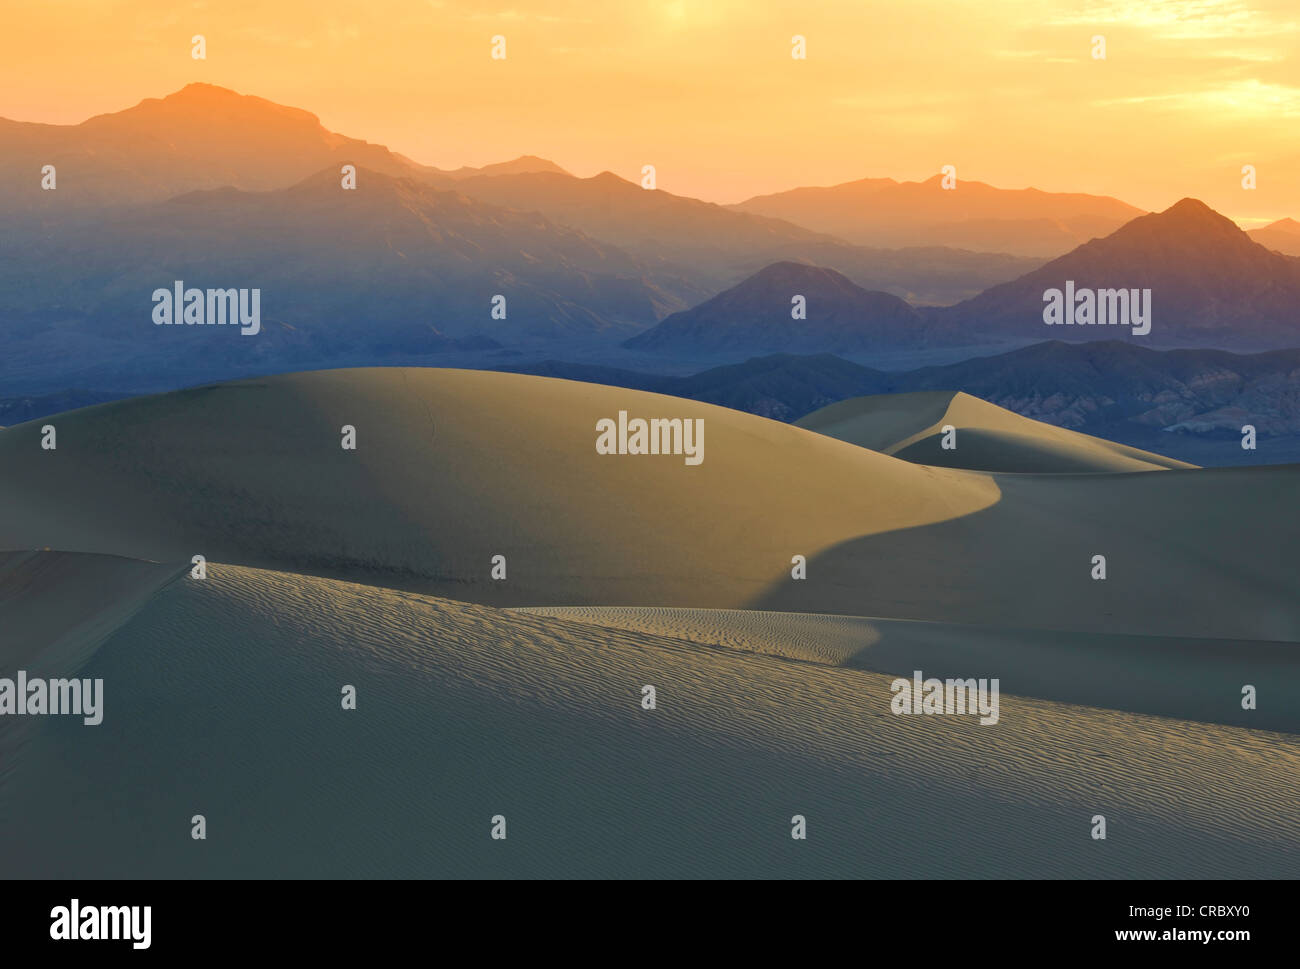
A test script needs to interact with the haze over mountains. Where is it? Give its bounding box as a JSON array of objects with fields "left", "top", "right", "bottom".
[
  {"left": 733, "top": 175, "right": 1145, "bottom": 257},
  {"left": 0, "top": 165, "right": 704, "bottom": 391},
  {"left": 621, "top": 199, "right": 1300, "bottom": 357},
  {"left": 0, "top": 83, "right": 1039, "bottom": 305},
  {"left": 1249, "top": 217, "right": 1300, "bottom": 256},
  {"left": 3, "top": 82, "right": 1300, "bottom": 407},
  {"left": 0, "top": 82, "right": 564, "bottom": 210}
]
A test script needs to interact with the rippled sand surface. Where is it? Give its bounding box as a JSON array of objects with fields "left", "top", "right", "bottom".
[{"left": 3, "top": 563, "right": 1296, "bottom": 878}]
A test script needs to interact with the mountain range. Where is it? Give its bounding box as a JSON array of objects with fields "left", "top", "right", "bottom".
[
  {"left": 1249, "top": 217, "right": 1300, "bottom": 256},
  {"left": 938, "top": 199, "right": 1300, "bottom": 349},
  {"left": 732, "top": 175, "right": 1145, "bottom": 257},
  {"left": 622, "top": 198, "right": 1300, "bottom": 356},
  {"left": 0, "top": 165, "right": 699, "bottom": 390},
  {"left": 0, "top": 83, "right": 1040, "bottom": 305},
  {"left": 0, "top": 82, "right": 567, "bottom": 210},
  {"left": 4, "top": 83, "right": 1300, "bottom": 394}
]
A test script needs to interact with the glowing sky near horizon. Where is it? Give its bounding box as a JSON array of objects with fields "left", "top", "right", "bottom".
[{"left": 2, "top": 0, "right": 1297, "bottom": 224}]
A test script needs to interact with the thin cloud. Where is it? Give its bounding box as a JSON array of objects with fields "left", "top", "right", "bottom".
[
  {"left": 1046, "top": 0, "right": 1296, "bottom": 40},
  {"left": 1094, "top": 79, "right": 1300, "bottom": 116}
]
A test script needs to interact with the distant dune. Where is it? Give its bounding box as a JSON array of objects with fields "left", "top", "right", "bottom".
[
  {"left": 797, "top": 390, "right": 1194, "bottom": 472},
  {"left": 1, "top": 368, "right": 1296, "bottom": 641},
  {"left": 2, "top": 562, "right": 1296, "bottom": 878}
]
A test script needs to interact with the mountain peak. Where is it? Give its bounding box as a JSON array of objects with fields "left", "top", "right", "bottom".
[
  {"left": 750, "top": 261, "right": 854, "bottom": 288},
  {"left": 624, "top": 261, "right": 922, "bottom": 354},
  {"left": 1109, "top": 197, "right": 1247, "bottom": 245},
  {"left": 97, "top": 82, "right": 327, "bottom": 132},
  {"left": 446, "top": 155, "right": 570, "bottom": 179},
  {"left": 502, "top": 154, "right": 565, "bottom": 170},
  {"left": 1161, "top": 197, "right": 1219, "bottom": 219},
  {"left": 589, "top": 171, "right": 633, "bottom": 185},
  {"left": 157, "top": 82, "right": 306, "bottom": 116},
  {"left": 945, "top": 195, "right": 1300, "bottom": 346},
  {"left": 171, "top": 82, "right": 242, "bottom": 100}
]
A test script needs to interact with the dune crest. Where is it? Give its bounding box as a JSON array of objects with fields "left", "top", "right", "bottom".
[{"left": 798, "top": 390, "right": 1194, "bottom": 473}]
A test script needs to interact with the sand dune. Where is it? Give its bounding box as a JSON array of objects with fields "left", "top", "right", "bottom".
[
  {"left": 2, "top": 562, "right": 1296, "bottom": 879},
  {"left": 0, "top": 368, "right": 997, "bottom": 608},
  {"left": 797, "top": 390, "right": 1193, "bottom": 473},
  {"left": 0, "top": 369, "right": 1295, "bottom": 641}
]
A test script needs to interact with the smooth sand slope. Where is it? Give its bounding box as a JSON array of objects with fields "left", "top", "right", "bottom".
[
  {"left": 797, "top": 390, "right": 1195, "bottom": 473},
  {"left": 2, "top": 562, "right": 1296, "bottom": 879},
  {"left": 0, "top": 368, "right": 1295, "bottom": 640}
]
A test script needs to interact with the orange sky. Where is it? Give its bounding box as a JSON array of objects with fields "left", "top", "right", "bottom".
[{"left": 3, "top": 0, "right": 1297, "bottom": 224}]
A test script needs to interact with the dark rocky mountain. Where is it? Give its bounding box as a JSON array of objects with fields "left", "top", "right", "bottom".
[
  {"left": 938, "top": 199, "right": 1300, "bottom": 350},
  {"left": 623, "top": 262, "right": 928, "bottom": 353}
]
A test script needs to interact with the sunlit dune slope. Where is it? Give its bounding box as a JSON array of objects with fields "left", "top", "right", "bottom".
[{"left": 0, "top": 369, "right": 997, "bottom": 609}]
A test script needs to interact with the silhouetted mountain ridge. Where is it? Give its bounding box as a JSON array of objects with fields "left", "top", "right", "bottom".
[
  {"left": 732, "top": 174, "right": 1144, "bottom": 256},
  {"left": 624, "top": 262, "right": 927, "bottom": 353},
  {"left": 938, "top": 198, "right": 1300, "bottom": 348}
]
